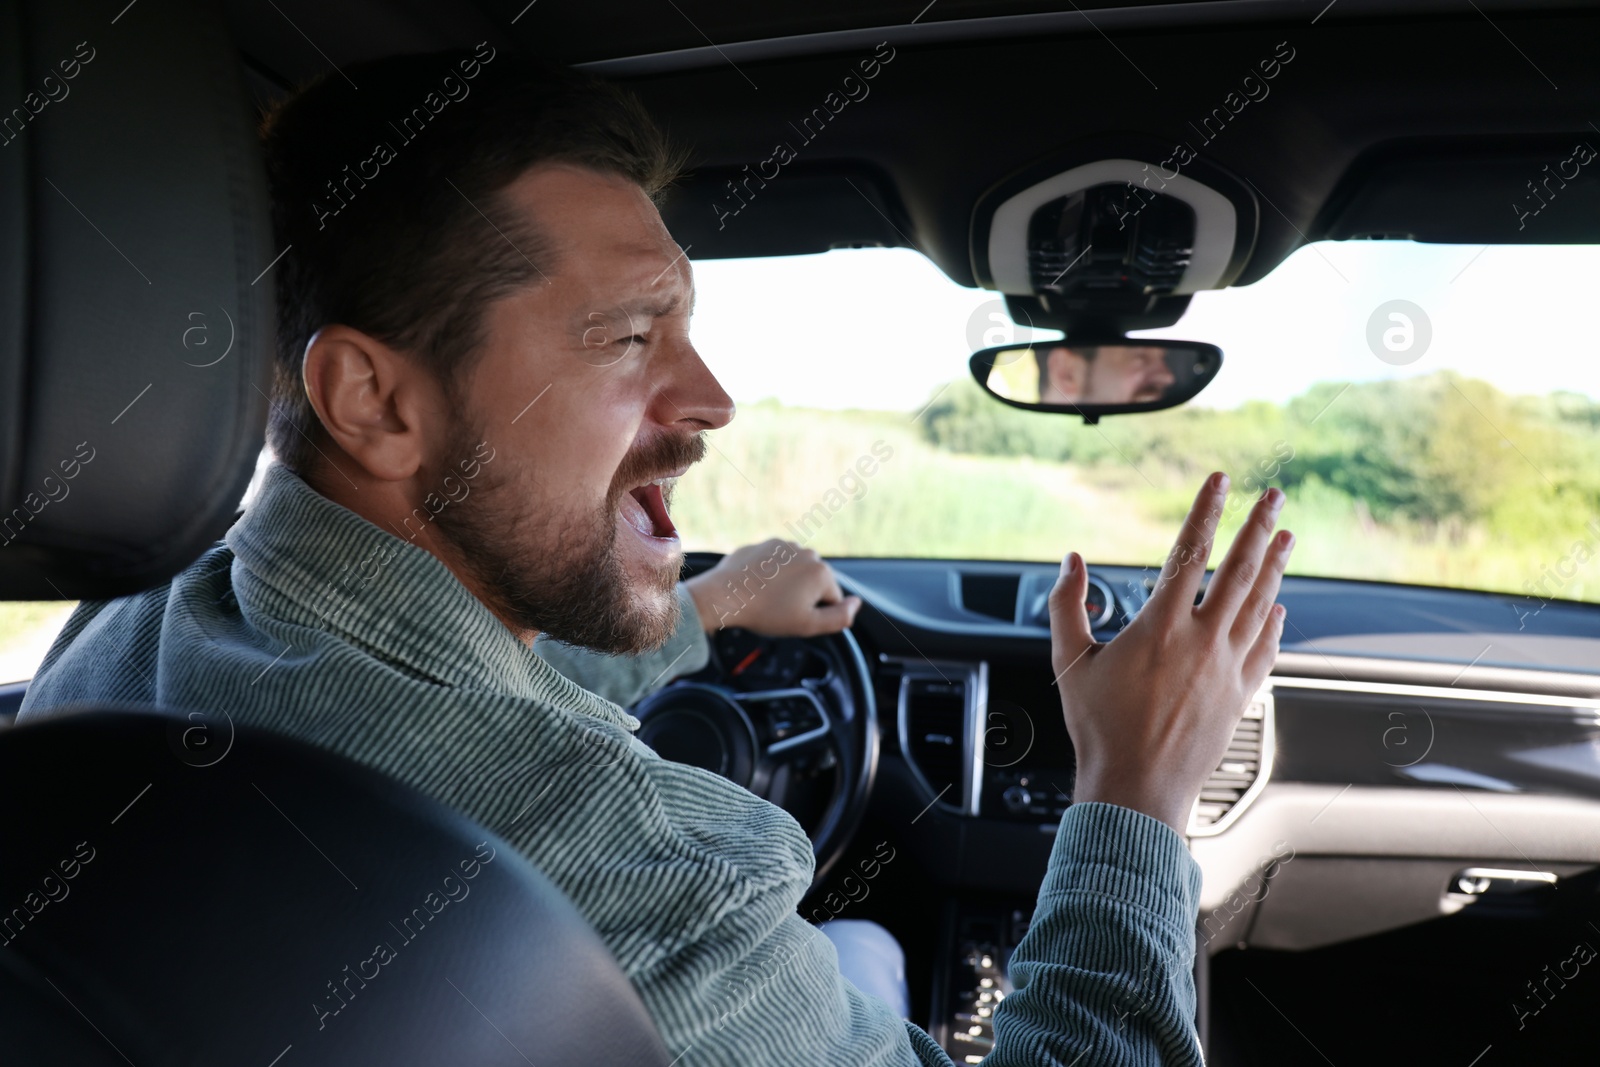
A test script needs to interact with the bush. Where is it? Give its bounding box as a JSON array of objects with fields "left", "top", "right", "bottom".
[{"left": 919, "top": 371, "right": 1600, "bottom": 529}]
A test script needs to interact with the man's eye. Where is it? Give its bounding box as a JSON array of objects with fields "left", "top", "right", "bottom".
[{"left": 619, "top": 334, "right": 648, "bottom": 347}]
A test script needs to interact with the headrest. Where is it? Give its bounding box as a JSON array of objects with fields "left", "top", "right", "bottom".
[{"left": 0, "top": 0, "right": 272, "bottom": 599}]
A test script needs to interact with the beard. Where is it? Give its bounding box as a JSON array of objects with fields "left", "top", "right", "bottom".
[{"left": 429, "top": 413, "right": 705, "bottom": 656}]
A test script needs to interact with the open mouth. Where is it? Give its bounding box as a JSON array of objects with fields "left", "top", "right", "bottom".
[{"left": 621, "top": 475, "right": 680, "bottom": 540}]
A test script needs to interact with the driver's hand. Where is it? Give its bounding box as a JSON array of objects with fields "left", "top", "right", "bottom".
[
  {"left": 685, "top": 538, "right": 862, "bottom": 637},
  {"left": 1050, "top": 473, "right": 1293, "bottom": 834}
]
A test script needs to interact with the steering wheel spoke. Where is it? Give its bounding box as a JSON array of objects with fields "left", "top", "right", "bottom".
[{"left": 737, "top": 688, "right": 833, "bottom": 762}]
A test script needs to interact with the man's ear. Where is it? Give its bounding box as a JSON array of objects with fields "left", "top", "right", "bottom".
[
  {"left": 1047, "top": 347, "right": 1088, "bottom": 403},
  {"left": 301, "top": 325, "right": 441, "bottom": 483}
]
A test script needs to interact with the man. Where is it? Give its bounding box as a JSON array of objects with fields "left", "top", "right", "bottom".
[
  {"left": 20, "top": 49, "right": 1294, "bottom": 1066},
  {"left": 1039, "top": 343, "right": 1177, "bottom": 405}
]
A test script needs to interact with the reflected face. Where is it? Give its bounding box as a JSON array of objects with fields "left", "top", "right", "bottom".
[
  {"left": 427, "top": 164, "right": 735, "bottom": 654},
  {"left": 1041, "top": 345, "right": 1177, "bottom": 405}
]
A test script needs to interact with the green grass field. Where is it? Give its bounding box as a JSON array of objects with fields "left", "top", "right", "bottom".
[{"left": 673, "top": 399, "right": 1600, "bottom": 605}]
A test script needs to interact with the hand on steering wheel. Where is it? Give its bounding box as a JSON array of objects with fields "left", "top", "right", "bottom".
[{"left": 684, "top": 539, "right": 862, "bottom": 636}]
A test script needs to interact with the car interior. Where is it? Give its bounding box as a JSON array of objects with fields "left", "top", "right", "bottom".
[{"left": 3, "top": 1, "right": 1599, "bottom": 1064}]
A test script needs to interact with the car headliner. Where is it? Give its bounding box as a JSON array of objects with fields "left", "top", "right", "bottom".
[{"left": 227, "top": 0, "right": 1600, "bottom": 289}]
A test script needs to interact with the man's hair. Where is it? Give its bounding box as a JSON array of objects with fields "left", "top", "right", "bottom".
[{"left": 259, "top": 48, "right": 684, "bottom": 477}]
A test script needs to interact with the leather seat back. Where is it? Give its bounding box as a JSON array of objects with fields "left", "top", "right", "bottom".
[{"left": 0, "top": 706, "right": 669, "bottom": 1066}]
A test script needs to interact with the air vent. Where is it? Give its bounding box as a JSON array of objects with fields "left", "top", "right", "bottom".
[
  {"left": 960, "top": 573, "right": 1020, "bottom": 622},
  {"left": 1189, "top": 688, "right": 1274, "bottom": 836},
  {"left": 901, "top": 675, "right": 969, "bottom": 809},
  {"left": 874, "top": 659, "right": 906, "bottom": 745}
]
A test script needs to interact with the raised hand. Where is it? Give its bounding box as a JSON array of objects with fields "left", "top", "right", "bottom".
[{"left": 1049, "top": 472, "right": 1294, "bottom": 833}]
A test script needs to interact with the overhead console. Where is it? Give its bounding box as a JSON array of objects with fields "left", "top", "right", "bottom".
[{"left": 969, "top": 143, "right": 1260, "bottom": 334}]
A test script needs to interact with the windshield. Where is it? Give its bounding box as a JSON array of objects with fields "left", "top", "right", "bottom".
[{"left": 676, "top": 242, "right": 1600, "bottom": 605}]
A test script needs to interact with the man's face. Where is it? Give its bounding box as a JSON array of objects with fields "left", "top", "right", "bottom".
[
  {"left": 1089, "top": 345, "right": 1176, "bottom": 403},
  {"left": 428, "top": 164, "right": 734, "bottom": 654},
  {"left": 1042, "top": 345, "right": 1177, "bottom": 405}
]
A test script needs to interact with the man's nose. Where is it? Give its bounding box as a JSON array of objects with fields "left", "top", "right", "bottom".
[{"left": 656, "top": 341, "right": 735, "bottom": 430}]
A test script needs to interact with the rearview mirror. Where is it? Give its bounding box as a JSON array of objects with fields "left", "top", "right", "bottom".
[{"left": 970, "top": 340, "right": 1223, "bottom": 422}]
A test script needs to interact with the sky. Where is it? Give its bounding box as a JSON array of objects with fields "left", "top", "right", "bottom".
[{"left": 686, "top": 242, "right": 1600, "bottom": 412}]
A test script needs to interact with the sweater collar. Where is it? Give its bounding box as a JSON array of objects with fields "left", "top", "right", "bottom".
[{"left": 226, "top": 463, "right": 636, "bottom": 730}]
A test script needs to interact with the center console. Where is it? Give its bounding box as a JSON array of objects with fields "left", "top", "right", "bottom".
[
  {"left": 931, "top": 897, "right": 1208, "bottom": 1062},
  {"left": 932, "top": 900, "right": 1033, "bottom": 1062},
  {"left": 893, "top": 652, "right": 1261, "bottom": 1060}
]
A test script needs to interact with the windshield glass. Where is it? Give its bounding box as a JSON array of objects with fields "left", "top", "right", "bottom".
[{"left": 676, "top": 242, "right": 1600, "bottom": 604}]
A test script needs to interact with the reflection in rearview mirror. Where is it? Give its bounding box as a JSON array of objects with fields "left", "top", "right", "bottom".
[{"left": 972, "top": 340, "right": 1222, "bottom": 421}]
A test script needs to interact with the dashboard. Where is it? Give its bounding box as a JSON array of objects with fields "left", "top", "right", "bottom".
[
  {"left": 758, "top": 556, "right": 1600, "bottom": 1058},
  {"left": 7, "top": 551, "right": 1596, "bottom": 1062},
  {"left": 802, "top": 557, "right": 1600, "bottom": 947}
]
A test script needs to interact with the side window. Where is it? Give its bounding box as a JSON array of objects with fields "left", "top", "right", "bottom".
[
  {"left": 0, "top": 446, "right": 270, "bottom": 688},
  {"left": 0, "top": 601, "right": 77, "bottom": 685}
]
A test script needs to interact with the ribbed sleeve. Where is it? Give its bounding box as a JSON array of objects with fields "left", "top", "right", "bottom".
[
  {"left": 979, "top": 802, "right": 1204, "bottom": 1067},
  {"left": 534, "top": 584, "right": 711, "bottom": 707}
]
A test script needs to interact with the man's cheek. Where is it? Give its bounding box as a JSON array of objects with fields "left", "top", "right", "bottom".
[
  {"left": 541, "top": 411, "right": 637, "bottom": 516},
  {"left": 544, "top": 449, "right": 622, "bottom": 522},
  {"left": 487, "top": 330, "right": 647, "bottom": 519}
]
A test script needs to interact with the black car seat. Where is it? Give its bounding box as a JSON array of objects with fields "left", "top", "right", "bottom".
[{"left": 0, "top": 2, "right": 668, "bottom": 1063}]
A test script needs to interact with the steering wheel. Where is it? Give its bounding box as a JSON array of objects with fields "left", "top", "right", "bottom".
[{"left": 630, "top": 626, "right": 878, "bottom": 885}]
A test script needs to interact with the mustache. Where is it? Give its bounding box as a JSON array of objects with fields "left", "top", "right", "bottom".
[{"left": 609, "top": 431, "right": 707, "bottom": 499}]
